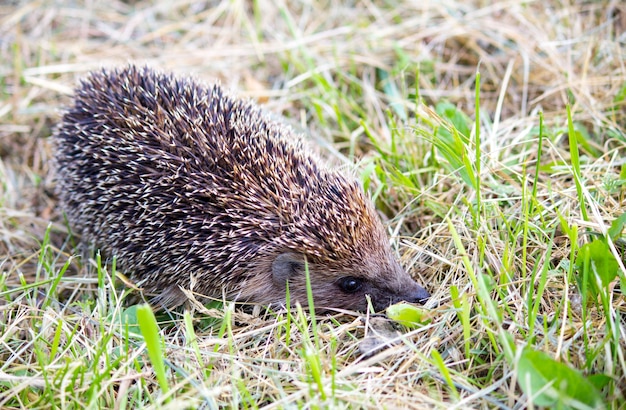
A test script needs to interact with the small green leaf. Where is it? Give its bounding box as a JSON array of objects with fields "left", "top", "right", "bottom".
[
  {"left": 608, "top": 213, "right": 626, "bottom": 240},
  {"left": 436, "top": 101, "right": 471, "bottom": 140},
  {"left": 620, "top": 164, "right": 626, "bottom": 181},
  {"left": 588, "top": 374, "right": 613, "bottom": 391},
  {"left": 517, "top": 347, "right": 605, "bottom": 409},
  {"left": 386, "top": 302, "right": 432, "bottom": 328},
  {"left": 577, "top": 239, "right": 619, "bottom": 290},
  {"left": 450, "top": 285, "right": 461, "bottom": 309},
  {"left": 115, "top": 305, "right": 142, "bottom": 337},
  {"left": 429, "top": 102, "right": 476, "bottom": 189},
  {"left": 479, "top": 273, "right": 496, "bottom": 291},
  {"left": 572, "top": 122, "right": 601, "bottom": 158}
]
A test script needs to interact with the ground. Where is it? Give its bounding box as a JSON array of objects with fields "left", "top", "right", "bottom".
[{"left": 0, "top": 1, "right": 625, "bottom": 408}]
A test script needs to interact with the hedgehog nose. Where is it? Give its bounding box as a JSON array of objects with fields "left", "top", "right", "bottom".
[{"left": 411, "top": 285, "right": 430, "bottom": 305}]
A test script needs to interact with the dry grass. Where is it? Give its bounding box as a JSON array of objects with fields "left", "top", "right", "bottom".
[{"left": 1, "top": 0, "right": 625, "bottom": 408}]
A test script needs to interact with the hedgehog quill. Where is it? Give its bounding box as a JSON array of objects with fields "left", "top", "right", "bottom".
[{"left": 53, "top": 65, "right": 429, "bottom": 312}]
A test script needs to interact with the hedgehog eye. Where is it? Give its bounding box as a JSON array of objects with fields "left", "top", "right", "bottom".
[{"left": 337, "top": 277, "right": 363, "bottom": 294}]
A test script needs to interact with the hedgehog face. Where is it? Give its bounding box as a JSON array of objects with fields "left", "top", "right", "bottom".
[{"left": 269, "top": 252, "right": 429, "bottom": 312}]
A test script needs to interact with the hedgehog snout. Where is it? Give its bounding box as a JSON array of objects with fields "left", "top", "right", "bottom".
[
  {"left": 387, "top": 259, "right": 430, "bottom": 305},
  {"left": 384, "top": 280, "right": 430, "bottom": 309},
  {"left": 407, "top": 283, "right": 430, "bottom": 305}
]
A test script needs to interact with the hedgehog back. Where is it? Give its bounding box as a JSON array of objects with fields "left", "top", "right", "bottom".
[{"left": 54, "top": 66, "right": 381, "bottom": 305}]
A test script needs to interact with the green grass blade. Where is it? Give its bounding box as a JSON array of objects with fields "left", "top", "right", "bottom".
[{"left": 137, "top": 304, "right": 170, "bottom": 400}]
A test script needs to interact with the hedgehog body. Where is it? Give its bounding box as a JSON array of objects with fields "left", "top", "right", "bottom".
[{"left": 53, "top": 65, "right": 429, "bottom": 311}]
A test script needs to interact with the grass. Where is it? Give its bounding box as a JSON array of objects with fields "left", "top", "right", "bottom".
[{"left": 1, "top": 0, "right": 625, "bottom": 408}]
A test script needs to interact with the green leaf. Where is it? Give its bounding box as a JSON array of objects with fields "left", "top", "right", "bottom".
[
  {"left": 436, "top": 101, "right": 471, "bottom": 140},
  {"left": 608, "top": 212, "right": 626, "bottom": 241},
  {"left": 588, "top": 374, "right": 613, "bottom": 391},
  {"left": 517, "top": 347, "right": 605, "bottom": 409},
  {"left": 620, "top": 163, "right": 626, "bottom": 181},
  {"left": 572, "top": 122, "right": 601, "bottom": 158},
  {"left": 386, "top": 302, "right": 432, "bottom": 328},
  {"left": 431, "top": 102, "right": 476, "bottom": 189},
  {"left": 577, "top": 239, "right": 619, "bottom": 291},
  {"left": 114, "top": 305, "right": 142, "bottom": 337}
]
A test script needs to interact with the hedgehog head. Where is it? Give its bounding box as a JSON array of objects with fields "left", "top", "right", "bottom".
[{"left": 233, "top": 175, "right": 430, "bottom": 312}]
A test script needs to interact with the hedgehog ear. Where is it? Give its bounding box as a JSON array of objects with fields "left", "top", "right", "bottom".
[{"left": 272, "top": 252, "right": 305, "bottom": 287}]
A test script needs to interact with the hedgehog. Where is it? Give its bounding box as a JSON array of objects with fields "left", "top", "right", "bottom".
[{"left": 53, "top": 65, "right": 430, "bottom": 312}]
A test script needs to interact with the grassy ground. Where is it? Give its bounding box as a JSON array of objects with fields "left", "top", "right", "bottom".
[{"left": 1, "top": 0, "right": 625, "bottom": 408}]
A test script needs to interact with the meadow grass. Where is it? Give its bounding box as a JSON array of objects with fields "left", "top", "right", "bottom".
[{"left": 1, "top": 0, "right": 625, "bottom": 408}]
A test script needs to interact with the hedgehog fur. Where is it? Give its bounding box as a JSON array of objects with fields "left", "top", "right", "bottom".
[{"left": 53, "top": 65, "right": 429, "bottom": 312}]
